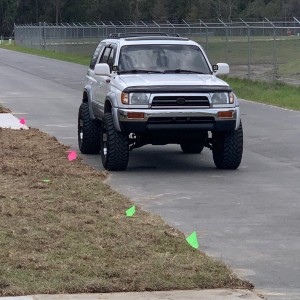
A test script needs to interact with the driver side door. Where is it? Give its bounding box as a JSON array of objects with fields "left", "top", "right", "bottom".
[
  {"left": 92, "top": 44, "right": 117, "bottom": 117},
  {"left": 87, "top": 43, "right": 105, "bottom": 117}
]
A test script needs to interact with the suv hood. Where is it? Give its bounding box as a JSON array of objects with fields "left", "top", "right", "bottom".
[{"left": 120, "top": 74, "right": 229, "bottom": 88}]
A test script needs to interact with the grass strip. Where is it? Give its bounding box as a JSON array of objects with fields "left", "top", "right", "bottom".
[
  {"left": 0, "top": 43, "right": 90, "bottom": 66},
  {"left": 0, "top": 128, "right": 252, "bottom": 296},
  {"left": 226, "top": 78, "right": 300, "bottom": 111}
]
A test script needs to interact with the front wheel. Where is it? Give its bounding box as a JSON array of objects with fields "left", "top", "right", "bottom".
[
  {"left": 212, "top": 122, "right": 243, "bottom": 170},
  {"left": 101, "top": 112, "right": 129, "bottom": 171}
]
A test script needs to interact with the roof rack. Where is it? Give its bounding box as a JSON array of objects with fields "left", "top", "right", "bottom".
[{"left": 108, "top": 32, "right": 181, "bottom": 39}]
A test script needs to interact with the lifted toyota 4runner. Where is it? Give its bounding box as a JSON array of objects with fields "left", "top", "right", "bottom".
[{"left": 78, "top": 33, "right": 243, "bottom": 171}]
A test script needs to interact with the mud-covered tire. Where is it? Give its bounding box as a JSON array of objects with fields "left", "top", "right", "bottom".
[
  {"left": 180, "top": 143, "right": 205, "bottom": 154},
  {"left": 212, "top": 122, "right": 243, "bottom": 170},
  {"left": 101, "top": 112, "right": 129, "bottom": 171},
  {"left": 78, "top": 102, "right": 101, "bottom": 154}
]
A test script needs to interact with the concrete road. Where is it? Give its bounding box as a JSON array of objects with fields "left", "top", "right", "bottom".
[{"left": 1, "top": 49, "right": 300, "bottom": 300}]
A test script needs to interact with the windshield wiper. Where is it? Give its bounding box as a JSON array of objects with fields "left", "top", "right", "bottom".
[
  {"left": 164, "top": 69, "right": 205, "bottom": 74},
  {"left": 118, "top": 69, "right": 165, "bottom": 74}
]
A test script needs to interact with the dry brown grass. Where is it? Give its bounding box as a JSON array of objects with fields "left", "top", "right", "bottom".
[
  {"left": 0, "top": 128, "right": 253, "bottom": 296},
  {"left": 0, "top": 105, "right": 10, "bottom": 113}
]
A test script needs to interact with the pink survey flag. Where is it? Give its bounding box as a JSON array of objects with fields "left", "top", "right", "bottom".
[
  {"left": 20, "top": 118, "right": 26, "bottom": 125},
  {"left": 68, "top": 151, "right": 77, "bottom": 161}
]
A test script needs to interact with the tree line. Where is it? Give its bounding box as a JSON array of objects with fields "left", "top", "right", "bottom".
[{"left": 1, "top": 0, "right": 300, "bottom": 36}]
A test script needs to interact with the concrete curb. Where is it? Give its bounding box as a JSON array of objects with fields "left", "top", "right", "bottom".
[
  {"left": 0, "top": 113, "right": 28, "bottom": 130},
  {"left": 0, "top": 289, "right": 263, "bottom": 300}
]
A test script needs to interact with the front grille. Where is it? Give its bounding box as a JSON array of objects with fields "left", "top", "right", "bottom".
[
  {"left": 151, "top": 96, "right": 210, "bottom": 108},
  {"left": 147, "top": 116, "right": 215, "bottom": 124}
]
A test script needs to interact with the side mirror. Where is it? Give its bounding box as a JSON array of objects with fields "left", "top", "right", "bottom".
[
  {"left": 94, "top": 63, "right": 111, "bottom": 76},
  {"left": 213, "top": 63, "right": 230, "bottom": 75}
]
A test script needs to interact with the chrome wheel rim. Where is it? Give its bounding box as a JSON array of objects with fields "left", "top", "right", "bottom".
[
  {"left": 78, "top": 117, "right": 84, "bottom": 146},
  {"left": 102, "top": 131, "right": 108, "bottom": 158}
]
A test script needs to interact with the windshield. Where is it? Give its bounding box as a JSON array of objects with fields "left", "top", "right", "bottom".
[{"left": 118, "top": 44, "right": 211, "bottom": 74}]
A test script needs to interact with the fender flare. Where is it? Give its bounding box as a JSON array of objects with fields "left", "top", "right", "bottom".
[
  {"left": 105, "top": 93, "right": 121, "bottom": 131},
  {"left": 105, "top": 92, "right": 118, "bottom": 110},
  {"left": 234, "top": 95, "right": 241, "bottom": 130},
  {"left": 83, "top": 86, "right": 96, "bottom": 120}
]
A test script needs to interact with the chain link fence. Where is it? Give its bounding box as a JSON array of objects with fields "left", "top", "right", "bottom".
[{"left": 14, "top": 18, "right": 300, "bottom": 84}]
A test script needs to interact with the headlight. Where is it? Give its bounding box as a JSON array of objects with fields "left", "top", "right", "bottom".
[
  {"left": 211, "top": 92, "right": 234, "bottom": 105},
  {"left": 130, "top": 93, "right": 151, "bottom": 105}
]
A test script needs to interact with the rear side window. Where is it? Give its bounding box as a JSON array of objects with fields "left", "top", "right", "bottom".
[{"left": 89, "top": 43, "right": 105, "bottom": 70}]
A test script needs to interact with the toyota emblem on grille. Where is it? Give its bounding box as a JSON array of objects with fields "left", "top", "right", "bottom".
[{"left": 176, "top": 97, "right": 186, "bottom": 105}]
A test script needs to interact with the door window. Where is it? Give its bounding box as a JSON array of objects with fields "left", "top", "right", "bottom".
[
  {"left": 89, "top": 43, "right": 105, "bottom": 70},
  {"left": 107, "top": 48, "right": 116, "bottom": 72},
  {"left": 99, "top": 45, "right": 117, "bottom": 72},
  {"left": 99, "top": 47, "right": 112, "bottom": 64}
]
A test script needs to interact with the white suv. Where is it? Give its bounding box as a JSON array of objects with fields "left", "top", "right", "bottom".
[{"left": 78, "top": 33, "right": 243, "bottom": 171}]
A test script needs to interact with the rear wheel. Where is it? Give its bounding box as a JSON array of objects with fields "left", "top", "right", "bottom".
[
  {"left": 101, "top": 112, "right": 129, "bottom": 171},
  {"left": 78, "top": 102, "right": 101, "bottom": 154},
  {"left": 212, "top": 122, "right": 243, "bottom": 170}
]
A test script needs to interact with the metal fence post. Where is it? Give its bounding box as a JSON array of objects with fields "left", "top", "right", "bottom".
[
  {"left": 241, "top": 19, "right": 251, "bottom": 80},
  {"left": 266, "top": 18, "right": 278, "bottom": 81},
  {"left": 141, "top": 21, "right": 148, "bottom": 33},
  {"left": 182, "top": 19, "right": 191, "bottom": 37},
  {"left": 153, "top": 20, "right": 160, "bottom": 33},
  {"left": 199, "top": 19, "right": 208, "bottom": 52},
  {"left": 219, "top": 19, "right": 228, "bottom": 63},
  {"left": 42, "top": 22, "right": 46, "bottom": 50},
  {"left": 293, "top": 17, "right": 300, "bottom": 36}
]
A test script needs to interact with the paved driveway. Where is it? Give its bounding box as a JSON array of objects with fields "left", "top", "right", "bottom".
[{"left": 1, "top": 48, "right": 300, "bottom": 299}]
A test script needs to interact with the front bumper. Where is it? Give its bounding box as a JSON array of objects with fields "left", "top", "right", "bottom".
[{"left": 117, "top": 107, "right": 239, "bottom": 133}]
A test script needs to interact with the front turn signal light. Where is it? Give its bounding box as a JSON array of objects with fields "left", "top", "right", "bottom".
[
  {"left": 218, "top": 111, "right": 234, "bottom": 119},
  {"left": 121, "top": 92, "right": 129, "bottom": 104},
  {"left": 127, "top": 112, "right": 145, "bottom": 119}
]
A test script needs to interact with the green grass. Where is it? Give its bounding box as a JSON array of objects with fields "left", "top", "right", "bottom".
[
  {"left": 194, "top": 36, "right": 300, "bottom": 66},
  {"left": 226, "top": 77, "right": 300, "bottom": 111},
  {"left": 195, "top": 36, "right": 300, "bottom": 83},
  {"left": 0, "top": 43, "right": 90, "bottom": 66}
]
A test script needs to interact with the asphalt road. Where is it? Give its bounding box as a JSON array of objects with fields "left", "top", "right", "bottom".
[{"left": 1, "top": 48, "right": 300, "bottom": 300}]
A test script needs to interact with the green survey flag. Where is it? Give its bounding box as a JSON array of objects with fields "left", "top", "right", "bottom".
[
  {"left": 43, "top": 179, "right": 51, "bottom": 183},
  {"left": 126, "top": 205, "right": 136, "bottom": 217},
  {"left": 186, "top": 231, "right": 199, "bottom": 249}
]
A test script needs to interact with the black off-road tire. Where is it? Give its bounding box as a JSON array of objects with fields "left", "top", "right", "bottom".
[
  {"left": 101, "top": 112, "right": 129, "bottom": 171},
  {"left": 212, "top": 122, "right": 243, "bottom": 170},
  {"left": 180, "top": 143, "right": 205, "bottom": 154},
  {"left": 78, "top": 102, "right": 101, "bottom": 154}
]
